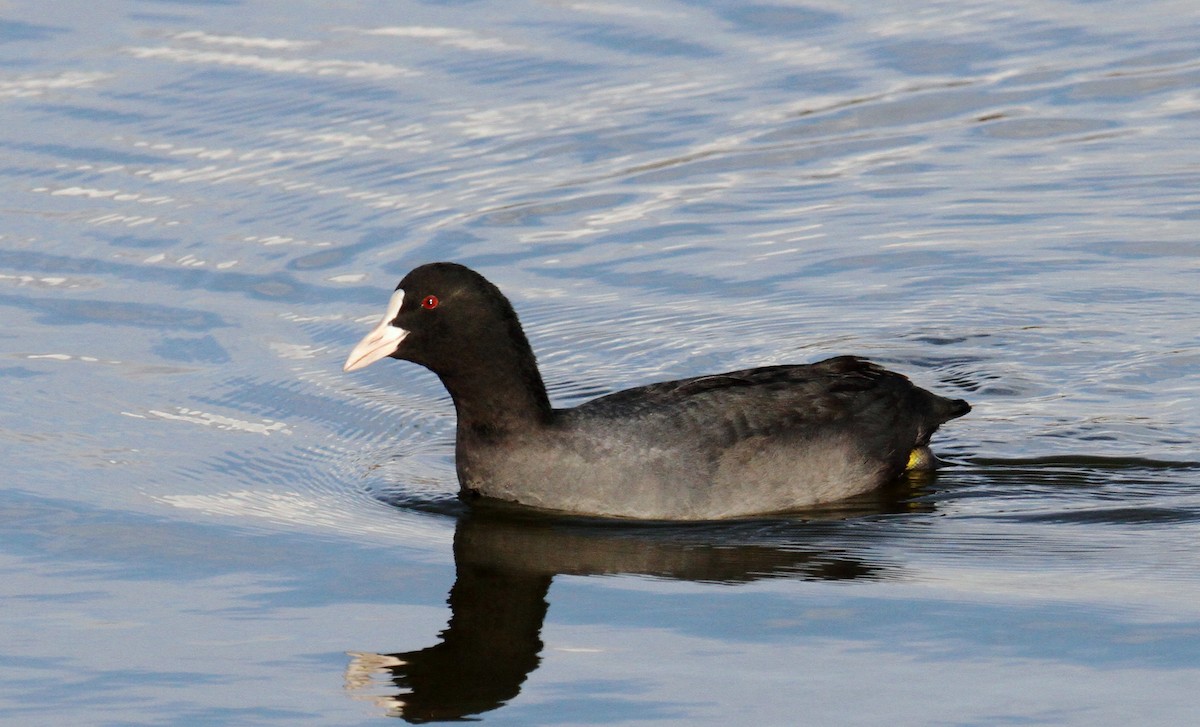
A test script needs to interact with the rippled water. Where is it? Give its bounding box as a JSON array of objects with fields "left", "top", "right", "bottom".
[{"left": 3, "top": 0, "right": 1200, "bottom": 724}]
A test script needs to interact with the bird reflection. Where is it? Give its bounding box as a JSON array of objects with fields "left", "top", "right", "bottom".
[{"left": 345, "top": 485, "right": 931, "bottom": 722}]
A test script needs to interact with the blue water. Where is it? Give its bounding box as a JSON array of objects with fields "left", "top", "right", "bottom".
[{"left": 3, "top": 0, "right": 1200, "bottom": 724}]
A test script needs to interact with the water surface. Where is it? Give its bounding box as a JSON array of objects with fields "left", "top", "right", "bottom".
[{"left": 2, "top": 0, "right": 1199, "bottom": 724}]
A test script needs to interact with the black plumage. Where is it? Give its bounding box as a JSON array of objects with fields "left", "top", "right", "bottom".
[{"left": 345, "top": 262, "right": 969, "bottom": 520}]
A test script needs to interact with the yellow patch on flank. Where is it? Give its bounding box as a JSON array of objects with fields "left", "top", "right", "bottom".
[{"left": 906, "top": 446, "right": 935, "bottom": 472}]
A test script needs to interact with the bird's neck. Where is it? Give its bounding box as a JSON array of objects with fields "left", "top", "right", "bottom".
[{"left": 438, "top": 346, "right": 552, "bottom": 435}]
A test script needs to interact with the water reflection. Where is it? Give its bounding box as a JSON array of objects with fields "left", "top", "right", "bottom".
[
  {"left": 345, "top": 487, "right": 930, "bottom": 722},
  {"left": 342, "top": 451, "right": 1200, "bottom": 722}
]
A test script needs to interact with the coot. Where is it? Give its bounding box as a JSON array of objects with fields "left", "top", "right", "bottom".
[{"left": 344, "top": 262, "right": 969, "bottom": 520}]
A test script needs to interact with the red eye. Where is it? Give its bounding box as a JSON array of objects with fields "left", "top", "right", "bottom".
[{"left": 421, "top": 295, "right": 439, "bottom": 310}]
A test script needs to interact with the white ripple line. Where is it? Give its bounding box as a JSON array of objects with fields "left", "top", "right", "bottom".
[{"left": 125, "top": 46, "right": 420, "bottom": 79}]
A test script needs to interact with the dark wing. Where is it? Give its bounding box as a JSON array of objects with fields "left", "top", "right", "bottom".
[{"left": 565, "top": 356, "right": 967, "bottom": 449}]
